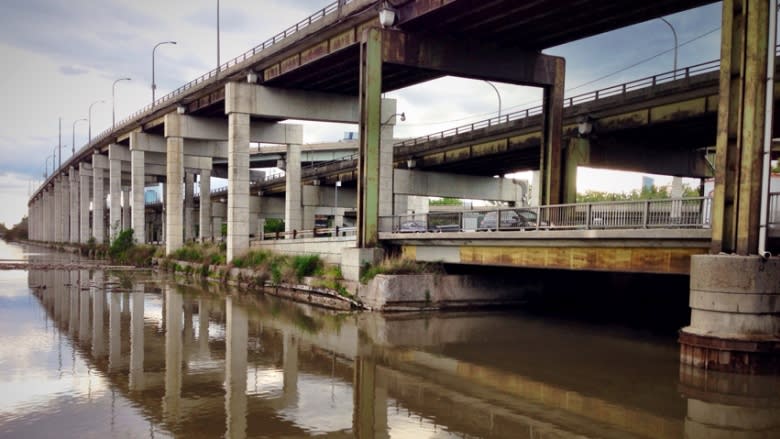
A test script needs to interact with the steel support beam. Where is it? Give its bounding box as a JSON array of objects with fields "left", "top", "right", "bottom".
[
  {"left": 541, "top": 57, "right": 566, "bottom": 205},
  {"left": 710, "top": 0, "right": 770, "bottom": 254},
  {"left": 357, "top": 28, "right": 383, "bottom": 248}
]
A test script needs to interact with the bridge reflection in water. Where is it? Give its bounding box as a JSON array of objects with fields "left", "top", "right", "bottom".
[{"left": 20, "top": 268, "right": 780, "bottom": 438}]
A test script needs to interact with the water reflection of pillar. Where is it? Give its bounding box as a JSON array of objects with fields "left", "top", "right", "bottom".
[
  {"left": 198, "top": 299, "right": 210, "bottom": 358},
  {"left": 183, "top": 299, "right": 195, "bottom": 362},
  {"left": 109, "top": 291, "right": 122, "bottom": 372},
  {"left": 282, "top": 331, "right": 298, "bottom": 405},
  {"left": 79, "top": 270, "right": 91, "bottom": 345},
  {"left": 129, "top": 282, "right": 146, "bottom": 391},
  {"left": 91, "top": 271, "right": 105, "bottom": 358},
  {"left": 53, "top": 271, "right": 63, "bottom": 322},
  {"left": 679, "top": 365, "right": 780, "bottom": 438},
  {"left": 353, "top": 348, "right": 389, "bottom": 439},
  {"left": 225, "top": 296, "right": 248, "bottom": 439},
  {"left": 68, "top": 271, "right": 79, "bottom": 337},
  {"left": 163, "top": 285, "right": 183, "bottom": 422}
]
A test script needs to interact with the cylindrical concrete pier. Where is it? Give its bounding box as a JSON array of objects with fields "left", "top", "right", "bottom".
[{"left": 680, "top": 255, "right": 780, "bottom": 373}]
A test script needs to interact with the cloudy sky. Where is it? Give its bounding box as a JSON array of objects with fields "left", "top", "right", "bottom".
[{"left": 0, "top": 0, "right": 723, "bottom": 226}]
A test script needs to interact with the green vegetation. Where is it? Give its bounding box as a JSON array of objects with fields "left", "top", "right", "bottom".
[
  {"left": 0, "top": 217, "right": 28, "bottom": 242},
  {"left": 360, "top": 257, "right": 445, "bottom": 284},
  {"left": 576, "top": 184, "right": 700, "bottom": 203},
  {"left": 264, "top": 218, "right": 285, "bottom": 234},
  {"left": 170, "top": 242, "right": 225, "bottom": 266},
  {"left": 429, "top": 197, "right": 463, "bottom": 206},
  {"left": 106, "top": 229, "right": 156, "bottom": 266}
]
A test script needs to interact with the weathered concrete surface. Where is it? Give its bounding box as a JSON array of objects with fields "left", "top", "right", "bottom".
[
  {"left": 680, "top": 254, "right": 780, "bottom": 373},
  {"left": 130, "top": 149, "right": 145, "bottom": 242},
  {"left": 285, "top": 143, "right": 302, "bottom": 233},
  {"left": 69, "top": 168, "right": 79, "bottom": 243},
  {"left": 394, "top": 169, "right": 526, "bottom": 203},
  {"left": 358, "top": 274, "right": 531, "bottom": 311},
  {"left": 199, "top": 170, "right": 211, "bottom": 241},
  {"left": 250, "top": 235, "right": 356, "bottom": 265},
  {"left": 341, "top": 247, "right": 384, "bottom": 282}
]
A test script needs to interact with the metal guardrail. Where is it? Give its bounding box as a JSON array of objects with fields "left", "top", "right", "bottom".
[
  {"left": 380, "top": 197, "right": 713, "bottom": 233},
  {"left": 251, "top": 226, "right": 357, "bottom": 241}
]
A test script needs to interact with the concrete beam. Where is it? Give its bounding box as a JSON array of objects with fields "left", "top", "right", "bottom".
[
  {"left": 131, "top": 132, "right": 229, "bottom": 158},
  {"left": 393, "top": 169, "right": 525, "bottom": 203},
  {"left": 164, "top": 113, "right": 303, "bottom": 145}
]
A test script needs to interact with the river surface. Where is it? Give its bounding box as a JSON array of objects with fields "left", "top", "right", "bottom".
[{"left": 0, "top": 240, "right": 778, "bottom": 439}]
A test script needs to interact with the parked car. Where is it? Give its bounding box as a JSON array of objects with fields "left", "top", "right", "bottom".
[
  {"left": 479, "top": 208, "right": 540, "bottom": 231},
  {"left": 398, "top": 220, "right": 427, "bottom": 233}
]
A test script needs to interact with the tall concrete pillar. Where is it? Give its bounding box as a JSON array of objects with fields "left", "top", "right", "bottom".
[
  {"left": 122, "top": 188, "right": 131, "bottom": 234},
  {"left": 131, "top": 149, "right": 146, "bottom": 243},
  {"left": 79, "top": 163, "right": 92, "bottom": 244},
  {"left": 540, "top": 58, "right": 565, "bottom": 206},
  {"left": 199, "top": 170, "right": 212, "bottom": 242},
  {"left": 564, "top": 137, "right": 590, "bottom": 204},
  {"left": 130, "top": 283, "right": 145, "bottom": 391},
  {"left": 69, "top": 167, "right": 79, "bottom": 243},
  {"left": 184, "top": 172, "right": 194, "bottom": 242},
  {"left": 285, "top": 143, "right": 303, "bottom": 233},
  {"left": 166, "top": 136, "right": 184, "bottom": 255},
  {"left": 47, "top": 186, "right": 55, "bottom": 241},
  {"left": 60, "top": 176, "right": 70, "bottom": 243},
  {"left": 225, "top": 296, "right": 248, "bottom": 439},
  {"left": 93, "top": 158, "right": 106, "bottom": 244},
  {"left": 109, "top": 146, "right": 123, "bottom": 240},
  {"left": 227, "top": 112, "right": 250, "bottom": 262},
  {"left": 54, "top": 178, "right": 62, "bottom": 242}
]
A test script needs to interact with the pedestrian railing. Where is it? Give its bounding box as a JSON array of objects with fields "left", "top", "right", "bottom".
[
  {"left": 251, "top": 226, "right": 356, "bottom": 242},
  {"left": 379, "top": 197, "right": 713, "bottom": 233}
]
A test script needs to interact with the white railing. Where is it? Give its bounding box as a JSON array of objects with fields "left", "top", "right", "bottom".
[{"left": 380, "top": 197, "right": 713, "bottom": 233}]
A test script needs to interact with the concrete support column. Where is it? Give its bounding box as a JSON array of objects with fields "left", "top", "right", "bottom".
[
  {"left": 680, "top": 256, "right": 780, "bottom": 373},
  {"left": 53, "top": 178, "right": 62, "bottom": 242},
  {"left": 225, "top": 297, "right": 248, "bottom": 439},
  {"left": 131, "top": 150, "right": 145, "bottom": 243},
  {"left": 199, "top": 170, "right": 211, "bottom": 242},
  {"left": 184, "top": 172, "right": 194, "bottom": 242},
  {"left": 69, "top": 168, "right": 79, "bottom": 243},
  {"left": 285, "top": 143, "right": 303, "bottom": 233},
  {"left": 60, "top": 177, "right": 70, "bottom": 243},
  {"left": 79, "top": 163, "right": 92, "bottom": 244},
  {"left": 93, "top": 163, "right": 106, "bottom": 244},
  {"left": 130, "top": 283, "right": 145, "bottom": 391},
  {"left": 109, "top": 152, "right": 122, "bottom": 240},
  {"left": 122, "top": 188, "right": 131, "bottom": 233},
  {"left": 227, "top": 112, "right": 250, "bottom": 262},
  {"left": 166, "top": 137, "right": 184, "bottom": 255}
]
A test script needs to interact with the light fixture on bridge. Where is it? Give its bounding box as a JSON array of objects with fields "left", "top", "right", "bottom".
[
  {"left": 247, "top": 71, "right": 258, "bottom": 84},
  {"left": 312, "top": 178, "right": 321, "bottom": 186},
  {"left": 407, "top": 158, "right": 416, "bottom": 169},
  {"left": 577, "top": 115, "right": 593, "bottom": 137},
  {"left": 378, "top": 2, "right": 397, "bottom": 28},
  {"left": 176, "top": 105, "right": 186, "bottom": 115}
]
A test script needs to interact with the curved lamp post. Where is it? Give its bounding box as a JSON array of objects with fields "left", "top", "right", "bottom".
[
  {"left": 72, "top": 118, "right": 87, "bottom": 155},
  {"left": 484, "top": 80, "right": 502, "bottom": 121},
  {"left": 112, "top": 77, "right": 131, "bottom": 128},
  {"left": 152, "top": 41, "right": 177, "bottom": 105},
  {"left": 659, "top": 18, "right": 678, "bottom": 79},
  {"left": 88, "top": 100, "right": 105, "bottom": 144}
]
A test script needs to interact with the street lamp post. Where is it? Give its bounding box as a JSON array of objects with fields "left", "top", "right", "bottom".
[
  {"left": 44, "top": 154, "right": 53, "bottom": 178},
  {"left": 152, "top": 41, "right": 177, "bottom": 105},
  {"left": 659, "top": 18, "right": 678, "bottom": 79},
  {"left": 72, "top": 118, "right": 87, "bottom": 155},
  {"left": 112, "top": 77, "right": 131, "bottom": 128},
  {"left": 484, "top": 80, "right": 502, "bottom": 121},
  {"left": 88, "top": 100, "right": 105, "bottom": 144}
]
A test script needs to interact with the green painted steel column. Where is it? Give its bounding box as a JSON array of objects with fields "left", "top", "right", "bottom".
[
  {"left": 564, "top": 136, "right": 590, "bottom": 204},
  {"left": 541, "top": 57, "right": 566, "bottom": 206},
  {"left": 357, "top": 28, "right": 383, "bottom": 248},
  {"left": 710, "top": 0, "right": 769, "bottom": 255}
]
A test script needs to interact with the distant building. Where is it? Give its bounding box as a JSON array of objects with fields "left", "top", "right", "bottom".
[
  {"left": 642, "top": 176, "right": 654, "bottom": 190},
  {"left": 145, "top": 188, "right": 160, "bottom": 204}
]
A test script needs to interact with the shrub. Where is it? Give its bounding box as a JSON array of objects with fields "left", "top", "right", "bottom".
[
  {"left": 291, "top": 255, "right": 321, "bottom": 280},
  {"left": 109, "top": 229, "right": 135, "bottom": 262}
]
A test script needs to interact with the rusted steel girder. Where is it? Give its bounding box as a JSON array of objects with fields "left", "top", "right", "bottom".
[
  {"left": 356, "top": 27, "right": 565, "bottom": 247},
  {"left": 710, "top": 0, "right": 770, "bottom": 254},
  {"left": 357, "top": 28, "right": 383, "bottom": 248}
]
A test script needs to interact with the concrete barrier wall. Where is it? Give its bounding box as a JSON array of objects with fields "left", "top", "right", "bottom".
[{"left": 250, "top": 236, "right": 356, "bottom": 264}]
